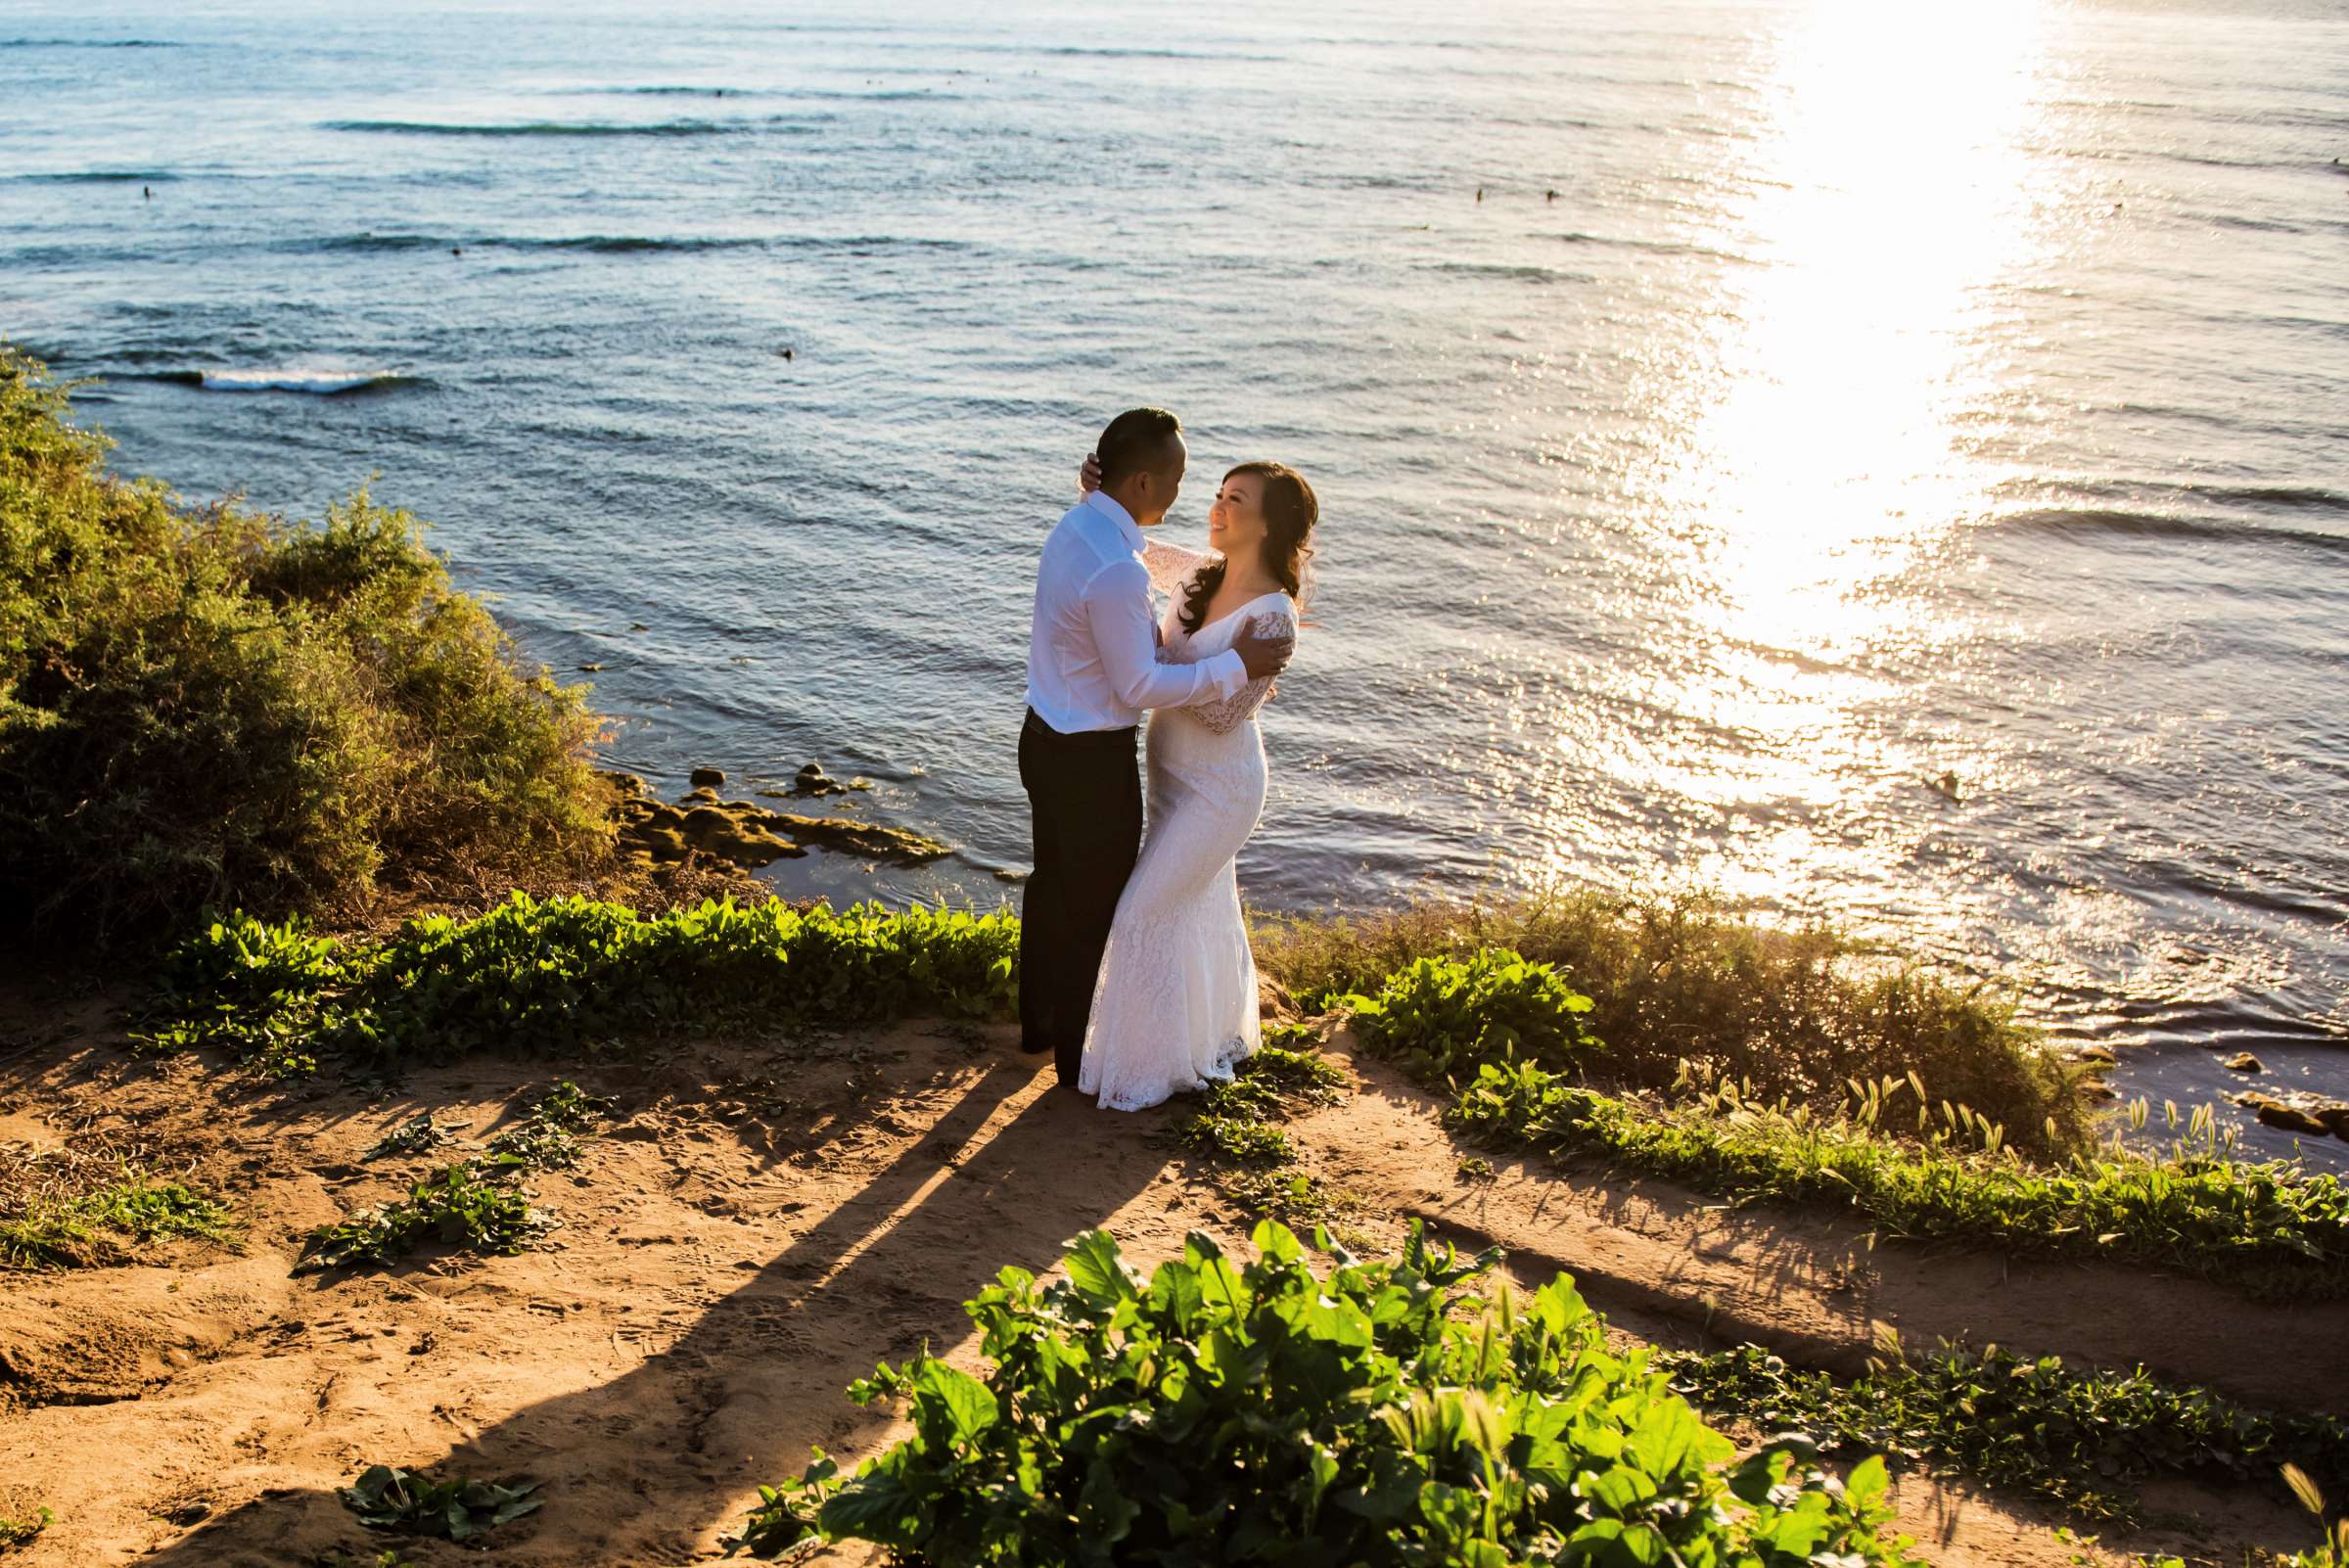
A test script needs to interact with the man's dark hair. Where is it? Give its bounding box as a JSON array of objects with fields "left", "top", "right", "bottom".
[{"left": 1095, "top": 407, "right": 1183, "bottom": 489}]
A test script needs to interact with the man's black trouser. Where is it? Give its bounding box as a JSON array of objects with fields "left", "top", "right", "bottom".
[{"left": 1018, "top": 708, "right": 1143, "bottom": 1085}]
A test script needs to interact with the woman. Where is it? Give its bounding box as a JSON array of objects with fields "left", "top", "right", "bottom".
[{"left": 1071, "top": 454, "right": 1319, "bottom": 1111}]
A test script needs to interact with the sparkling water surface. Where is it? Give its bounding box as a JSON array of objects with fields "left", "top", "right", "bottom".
[{"left": 4, "top": 0, "right": 2345, "bottom": 1159}]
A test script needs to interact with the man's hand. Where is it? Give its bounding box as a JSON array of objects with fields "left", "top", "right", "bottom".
[
  {"left": 1231, "top": 616, "right": 1294, "bottom": 681},
  {"left": 1078, "top": 453, "right": 1102, "bottom": 495}
]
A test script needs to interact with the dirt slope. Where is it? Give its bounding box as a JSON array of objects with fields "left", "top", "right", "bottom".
[{"left": 0, "top": 1008, "right": 2319, "bottom": 1567}]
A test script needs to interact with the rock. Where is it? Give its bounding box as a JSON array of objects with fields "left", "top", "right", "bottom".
[
  {"left": 737, "top": 805, "right": 948, "bottom": 864},
  {"left": 2321, "top": 1105, "right": 2349, "bottom": 1141},
  {"left": 684, "top": 786, "right": 720, "bottom": 804},
  {"left": 706, "top": 827, "right": 802, "bottom": 867},
  {"left": 681, "top": 807, "right": 738, "bottom": 843},
  {"left": 634, "top": 827, "right": 688, "bottom": 862},
  {"left": 2254, "top": 1101, "right": 2330, "bottom": 1137},
  {"left": 757, "top": 761, "right": 871, "bottom": 801},
  {"left": 594, "top": 769, "right": 648, "bottom": 799},
  {"left": 690, "top": 765, "right": 726, "bottom": 788},
  {"left": 2223, "top": 1051, "right": 2262, "bottom": 1073},
  {"left": 2073, "top": 1045, "right": 2116, "bottom": 1064},
  {"left": 2079, "top": 1081, "right": 2119, "bottom": 1102},
  {"left": 578, "top": 662, "right": 605, "bottom": 672}
]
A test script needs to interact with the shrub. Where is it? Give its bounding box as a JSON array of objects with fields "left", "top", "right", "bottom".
[
  {"left": 1343, "top": 947, "right": 1596, "bottom": 1080},
  {"left": 0, "top": 346, "right": 611, "bottom": 941},
  {"left": 141, "top": 894, "right": 1020, "bottom": 1072},
  {"left": 1255, "top": 891, "right": 2085, "bottom": 1157},
  {"left": 731, "top": 1222, "right": 1923, "bottom": 1567},
  {"left": 1451, "top": 1055, "right": 2349, "bottom": 1302}
]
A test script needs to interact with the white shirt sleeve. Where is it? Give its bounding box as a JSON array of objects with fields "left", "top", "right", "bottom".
[{"left": 1083, "top": 557, "right": 1247, "bottom": 711}]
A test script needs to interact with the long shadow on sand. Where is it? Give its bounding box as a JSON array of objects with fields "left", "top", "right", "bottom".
[{"left": 131, "top": 1053, "right": 1172, "bottom": 1566}]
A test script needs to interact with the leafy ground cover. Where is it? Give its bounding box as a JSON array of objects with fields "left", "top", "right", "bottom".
[
  {"left": 731, "top": 1222, "right": 1923, "bottom": 1567},
  {"left": 1440, "top": 1051, "right": 2349, "bottom": 1303},
  {"left": 1662, "top": 1343, "right": 2349, "bottom": 1525},
  {"left": 138, "top": 893, "right": 1018, "bottom": 1076}
]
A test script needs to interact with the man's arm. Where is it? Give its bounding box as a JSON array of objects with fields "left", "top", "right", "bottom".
[{"left": 1084, "top": 559, "right": 1247, "bottom": 711}]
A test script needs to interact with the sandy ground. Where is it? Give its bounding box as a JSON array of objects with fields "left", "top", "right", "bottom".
[{"left": 0, "top": 993, "right": 2328, "bottom": 1567}]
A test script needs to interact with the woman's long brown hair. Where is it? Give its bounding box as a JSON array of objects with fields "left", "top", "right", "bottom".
[{"left": 1176, "top": 462, "right": 1318, "bottom": 634}]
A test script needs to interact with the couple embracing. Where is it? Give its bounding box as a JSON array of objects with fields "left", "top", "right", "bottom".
[{"left": 1017, "top": 407, "right": 1317, "bottom": 1112}]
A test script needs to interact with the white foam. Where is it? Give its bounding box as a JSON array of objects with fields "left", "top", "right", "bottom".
[{"left": 199, "top": 367, "right": 400, "bottom": 393}]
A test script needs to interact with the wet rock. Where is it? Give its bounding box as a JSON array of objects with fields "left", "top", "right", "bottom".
[
  {"left": 594, "top": 769, "right": 648, "bottom": 799},
  {"left": 2073, "top": 1045, "right": 2116, "bottom": 1064},
  {"left": 758, "top": 761, "right": 874, "bottom": 800},
  {"left": 684, "top": 786, "right": 720, "bottom": 804},
  {"left": 2223, "top": 1051, "right": 2263, "bottom": 1073},
  {"left": 690, "top": 766, "right": 726, "bottom": 789},
  {"left": 2320, "top": 1104, "right": 2349, "bottom": 1141},
  {"left": 734, "top": 804, "right": 948, "bottom": 864},
  {"left": 2254, "top": 1101, "right": 2330, "bottom": 1137}
]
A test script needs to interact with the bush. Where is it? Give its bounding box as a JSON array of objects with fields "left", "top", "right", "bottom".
[
  {"left": 732, "top": 1222, "right": 1923, "bottom": 1567},
  {"left": 1255, "top": 891, "right": 2086, "bottom": 1157},
  {"left": 141, "top": 894, "right": 1020, "bottom": 1072},
  {"left": 0, "top": 346, "right": 611, "bottom": 940},
  {"left": 1344, "top": 947, "right": 1597, "bottom": 1080}
]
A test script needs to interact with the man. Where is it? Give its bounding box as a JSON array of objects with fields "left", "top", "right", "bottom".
[{"left": 1019, "top": 407, "right": 1293, "bottom": 1085}]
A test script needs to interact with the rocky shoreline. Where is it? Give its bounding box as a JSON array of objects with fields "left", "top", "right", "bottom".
[{"left": 600, "top": 762, "right": 951, "bottom": 874}]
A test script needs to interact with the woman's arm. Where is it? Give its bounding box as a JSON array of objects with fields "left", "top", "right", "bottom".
[{"left": 1186, "top": 606, "right": 1295, "bottom": 734}]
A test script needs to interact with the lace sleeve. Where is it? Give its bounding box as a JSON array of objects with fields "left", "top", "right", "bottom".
[
  {"left": 1142, "top": 536, "right": 1211, "bottom": 595},
  {"left": 1185, "top": 604, "right": 1294, "bottom": 735}
]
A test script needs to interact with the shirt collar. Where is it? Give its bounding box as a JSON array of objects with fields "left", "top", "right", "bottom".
[{"left": 1083, "top": 489, "right": 1146, "bottom": 554}]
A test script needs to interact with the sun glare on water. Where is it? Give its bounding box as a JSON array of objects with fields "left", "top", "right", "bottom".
[{"left": 1556, "top": 0, "right": 2059, "bottom": 903}]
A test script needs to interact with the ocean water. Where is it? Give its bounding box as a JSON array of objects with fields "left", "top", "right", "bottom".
[{"left": 5, "top": 0, "right": 2345, "bottom": 1158}]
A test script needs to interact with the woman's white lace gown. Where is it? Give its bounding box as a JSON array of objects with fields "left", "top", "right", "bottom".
[{"left": 1081, "top": 541, "right": 1295, "bottom": 1112}]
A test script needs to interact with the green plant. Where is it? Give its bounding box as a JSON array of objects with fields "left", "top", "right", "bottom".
[
  {"left": 1255, "top": 891, "right": 2085, "bottom": 1157},
  {"left": 0, "top": 1168, "right": 237, "bottom": 1270},
  {"left": 1665, "top": 1343, "right": 2349, "bottom": 1525},
  {"left": 1344, "top": 947, "right": 1597, "bottom": 1081},
  {"left": 367, "top": 1115, "right": 462, "bottom": 1161},
  {"left": 342, "top": 1464, "right": 540, "bottom": 1541},
  {"left": 0, "top": 346, "right": 611, "bottom": 941},
  {"left": 0, "top": 1506, "right": 50, "bottom": 1550},
  {"left": 141, "top": 894, "right": 1021, "bottom": 1075},
  {"left": 300, "top": 1161, "right": 550, "bottom": 1272},
  {"left": 1449, "top": 1055, "right": 2349, "bottom": 1302},
  {"left": 731, "top": 1222, "right": 1923, "bottom": 1567},
  {"left": 485, "top": 1081, "right": 616, "bottom": 1170}
]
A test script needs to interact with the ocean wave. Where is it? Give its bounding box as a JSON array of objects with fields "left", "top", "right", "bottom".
[
  {"left": 1987, "top": 506, "right": 2349, "bottom": 555},
  {"left": 1418, "top": 261, "right": 1596, "bottom": 284},
  {"left": 8, "top": 169, "right": 180, "bottom": 184},
  {"left": 148, "top": 368, "right": 426, "bottom": 395},
  {"left": 0, "top": 36, "right": 178, "bottom": 48},
  {"left": 2024, "top": 479, "right": 2349, "bottom": 518},
  {"left": 321, "top": 117, "right": 804, "bottom": 138},
  {"left": 305, "top": 232, "right": 765, "bottom": 254}
]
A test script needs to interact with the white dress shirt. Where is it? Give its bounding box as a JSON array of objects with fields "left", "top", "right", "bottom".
[{"left": 1024, "top": 491, "right": 1248, "bottom": 733}]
